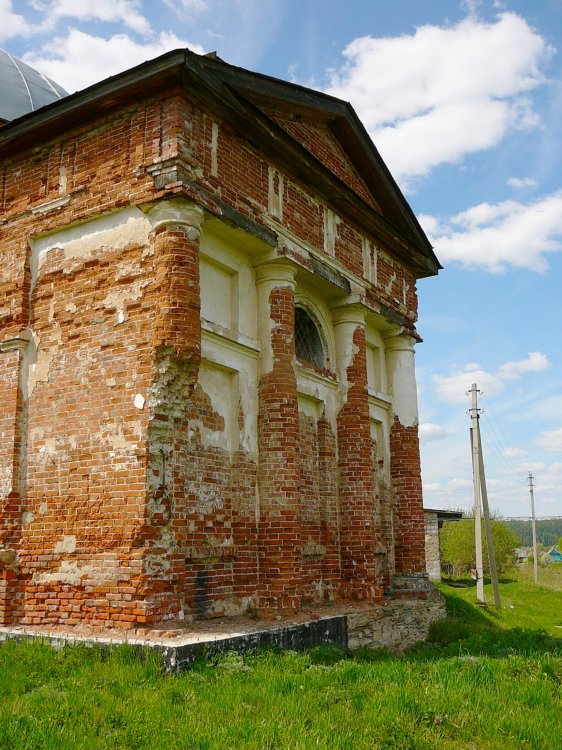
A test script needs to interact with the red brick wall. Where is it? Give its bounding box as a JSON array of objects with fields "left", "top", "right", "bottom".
[
  {"left": 0, "top": 79, "right": 428, "bottom": 626},
  {"left": 0, "top": 347, "right": 25, "bottom": 624},
  {"left": 298, "top": 411, "right": 340, "bottom": 604},
  {"left": 390, "top": 418, "right": 426, "bottom": 576},
  {"left": 257, "top": 284, "right": 301, "bottom": 609},
  {"left": 267, "top": 112, "right": 380, "bottom": 212},
  {"left": 20, "top": 235, "right": 154, "bottom": 628},
  {"left": 337, "top": 326, "right": 382, "bottom": 601}
]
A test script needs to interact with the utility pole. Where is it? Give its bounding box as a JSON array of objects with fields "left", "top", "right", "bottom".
[
  {"left": 528, "top": 472, "right": 538, "bottom": 584},
  {"left": 469, "top": 383, "right": 485, "bottom": 604},
  {"left": 477, "top": 429, "right": 501, "bottom": 608}
]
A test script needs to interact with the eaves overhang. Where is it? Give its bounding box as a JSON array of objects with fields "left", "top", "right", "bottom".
[
  {"left": 198, "top": 57, "right": 439, "bottom": 268},
  {"left": 0, "top": 48, "right": 188, "bottom": 155},
  {"left": 0, "top": 48, "right": 441, "bottom": 278}
]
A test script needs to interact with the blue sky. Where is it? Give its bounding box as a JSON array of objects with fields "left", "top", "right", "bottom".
[{"left": 2, "top": 0, "right": 562, "bottom": 518}]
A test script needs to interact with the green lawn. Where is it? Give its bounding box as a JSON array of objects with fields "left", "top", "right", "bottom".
[
  {"left": 1, "top": 579, "right": 560, "bottom": 750},
  {"left": 434, "top": 575, "right": 562, "bottom": 637},
  {"left": 517, "top": 560, "right": 562, "bottom": 592}
]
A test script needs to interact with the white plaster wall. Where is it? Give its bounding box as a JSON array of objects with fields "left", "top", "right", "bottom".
[
  {"left": 369, "top": 414, "right": 389, "bottom": 471},
  {"left": 200, "top": 257, "right": 237, "bottom": 331},
  {"left": 199, "top": 226, "right": 260, "bottom": 457},
  {"left": 198, "top": 362, "right": 239, "bottom": 453},
  {"left": 365, "top": 325, "right": 388, "bottom": 395},
  {"left": 364, "top": 323, "right": 391, "bottom": 472},
  {"left": 199, "top": 344, "right": 258, "bottom": 456},
  {"left": 385, "top": 336, "right": 419, "bottom": 428},
  {"left": 30, "top": 207, "right": 152, "bottom": 288},
  {"left": 200, "top": 230, "right": 257, "bottom": 341},
  {"left": 297, "top": 368, "right": 338, "bottom": 434},
  {"left": 424, "top": 514, "right": 441, "bottom": 581}
]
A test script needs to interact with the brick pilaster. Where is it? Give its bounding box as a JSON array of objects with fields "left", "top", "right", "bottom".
[
  {"left": 332, "top": 305, "right": 382, "bottom": 601},
  {"left": 255, "top": 261, "right": 301, "bottom": 610},
  {"left": 143, "top": 200, "right": 204, "bottom": 623},
  {"left": 385, "top": 333, "right": 429, "bottom": 592},
  {"left": 149, "top": 200, "right": 204, "bottom": 360},
  {"left": 0, "top": 337, "right": 29, "bottom": 624}
]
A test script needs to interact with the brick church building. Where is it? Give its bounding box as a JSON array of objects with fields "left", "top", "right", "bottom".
[{"left": 0, "top": 48, "right": 441, "bottom": 630}]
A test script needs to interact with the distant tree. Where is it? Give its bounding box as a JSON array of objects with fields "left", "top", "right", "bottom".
[
  {"left": 558, "top": 536, "right": 562, "bottom": 551},
  {"left": 505, "top": 519, "right": 562, "bottom": 547},
  {"left": 440, "top": 516, "right": 520, "bottom": 578}
]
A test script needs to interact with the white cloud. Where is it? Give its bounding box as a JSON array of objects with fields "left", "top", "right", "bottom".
[
  {"left": 23, "top": 29, "right": 205, "bottom": 92},
  {"left": 419, "top": 190, "right": 562, "bottom": 272},
  {"left": 434, "top": 365, "right": 504, "bottom": 404},
  {"left": 535, "top": 427, "right": 562, "bottom": 453},
  {"left": 448, "top": 478, "right": 473, "bottom": 489},
  {"left": 520, "top": 462, "right": 546, "bottom": 472},
  {"left": 37, "top": 0, "right": 151, "bottom": 35},
  {"left": 419, "top": 422, "right": 448, "bottom": 441},
  {"left": 326, "top": 13, "right": 552, "bottom": 184},
  {"left": 0, "top": 0, "right": 35, "bottom": 40},
  {"left": 498, "top": 352, "right": 551, "bottom": 380},
  {"left": 433, "top": 353, "right": 551, "bottom": 404},
  {"left": 1, "top": 0, "right": 152, "bottom": 39},
  {"left": 506, "top": 176, "right": 538, "bottom": 189}
]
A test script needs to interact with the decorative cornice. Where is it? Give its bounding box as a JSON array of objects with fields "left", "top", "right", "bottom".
[
  {"left": 0, "top": 330, "right": 31, "bottom": 353},
  {"left": 145, "top": 198, "right": 205, "bottom": 234}
]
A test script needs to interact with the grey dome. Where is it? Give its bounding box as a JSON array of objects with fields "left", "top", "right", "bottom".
[{"left": 0, "top": 48, "right": 67, "bottom": 123}]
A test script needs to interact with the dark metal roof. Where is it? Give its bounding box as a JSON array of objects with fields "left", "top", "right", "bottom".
[
  {"left": 0, "top": 48, "right": 67, "bottom": 122},
  {"left": 424, "top": 508, "right": 464, "bottom": 521}
]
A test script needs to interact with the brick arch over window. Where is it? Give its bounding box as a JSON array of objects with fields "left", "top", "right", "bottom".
[{"left": 294, "top": 305, "right": 325, "bottom": 369}]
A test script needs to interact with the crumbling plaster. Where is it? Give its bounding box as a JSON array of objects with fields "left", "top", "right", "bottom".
[
  {"left": 0, "top": 52, "right": 434, "bottom": 628},
  {"left": 384, "top": 333, "right": 419, "bottom": 429},
  {"left": 30, "top": 207, "right": 153, "bottom": 288}
]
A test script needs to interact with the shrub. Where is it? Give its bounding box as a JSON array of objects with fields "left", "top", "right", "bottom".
[{"left": 440, "top": 516, "right": 520, "bottom": 577}]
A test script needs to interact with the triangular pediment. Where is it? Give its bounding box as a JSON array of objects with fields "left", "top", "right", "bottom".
[
  {"left": 192, "top": 60, "right": 440, "bottom": 276},
  {"left": 256, "top": 106, "right": 382, "bottom": 214}
]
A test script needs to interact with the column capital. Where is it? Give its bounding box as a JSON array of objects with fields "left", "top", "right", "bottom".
[
  {"left": 330, "top": 300, "right": 366, "bottom": 328},
  {"left": 145, "top": 199, "right": 205, "bottom": 235},
  {"left": 254, "top": 258, "right": 297, "bottom": 288},
  {"left": 383, "top": 329, "right": 417, "bottom": 353},
  {"left": 0, "top": 329, "right": 31, "bottom": 354}
]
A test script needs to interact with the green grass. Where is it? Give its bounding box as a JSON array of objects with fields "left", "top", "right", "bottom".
[
  {"left": 517, "top": 560, "right": 562, "bottom": 592},
  {"left": 1, "top": 579, "right": 560, "bottom": 750},
  {"left": 434, "top": 576, "right": 562, "bottom": 638}
]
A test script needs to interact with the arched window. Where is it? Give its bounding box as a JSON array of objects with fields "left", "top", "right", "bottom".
[{"left": 295, "top": 306, "right": 325, "bottom": 368}]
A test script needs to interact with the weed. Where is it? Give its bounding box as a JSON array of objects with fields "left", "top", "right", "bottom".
[{"left": 0, "top": 579, "right": 560, "bottom": 749}]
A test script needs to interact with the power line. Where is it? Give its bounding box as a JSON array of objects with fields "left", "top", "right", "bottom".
[
  {"left": 481, "top": 394, "right": 529, "bottom": 483},
  {"left": 503, "top": 515, "right": 562, "bottom": 520},
  {"left": 450, "top": 515, "right": 562, "bottom": 521}
]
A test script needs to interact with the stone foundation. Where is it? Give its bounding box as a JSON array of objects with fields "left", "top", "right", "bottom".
[
  {"left": 347, "top": 593, "right": 446, "bottom": 653},
  {"left": 0, "top": 592, "right": 446, "bottom": 670}
]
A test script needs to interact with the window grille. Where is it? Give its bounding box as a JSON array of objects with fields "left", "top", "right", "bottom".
[{"left": 295, "top": 307, "right": 324, "bottom": 368}]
